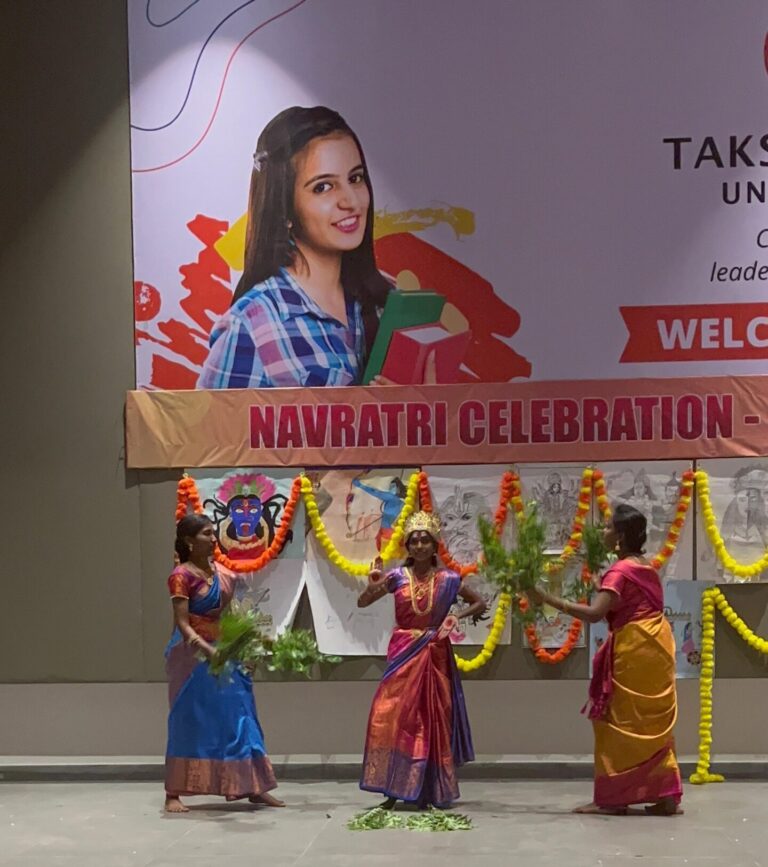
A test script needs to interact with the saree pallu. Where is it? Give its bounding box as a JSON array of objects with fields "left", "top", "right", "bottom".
[
  {"left": 361, "top": 568, "right": 474, "bottom": 808},
  {"left": 164, "top": 571, "right": 276, "bottom": 798},
  {"left": 589, "top": 562, "right": 682, "bottom": 809}
]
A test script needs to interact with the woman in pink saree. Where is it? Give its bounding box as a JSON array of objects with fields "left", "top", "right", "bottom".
[
  {"left": 531, "top": 504, "right": 682, "bottom": 816},
  {"left": 358, "top": 511, "right": 487, "bottom": 809}
]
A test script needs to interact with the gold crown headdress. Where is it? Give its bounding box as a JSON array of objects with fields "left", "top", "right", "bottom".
[{"left": 404, "top": 510, "right": 442, "bottom": 540}]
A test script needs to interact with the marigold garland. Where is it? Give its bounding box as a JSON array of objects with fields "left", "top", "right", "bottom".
[
  {"left": 175, "top": 474, "right": 302, "bottom": 573},
  {"left": 300, "top": 472, "right": 421, "bottom": 577},
  {"left": 695, "top": 469, "right": 768, "bottom": 580},
  {"left": 649, "top": 470, "right": 695, "bottom": 571},
  {"left": 542, "top": 467, "right": 598, "bottom": 575},
  {"left": 454, "top": 592, "right": 512, "bottom": 672},
  {"left": 174, "top": 464, "right": 701, "bottom": 668},
  {"left": 418, "top": 470, "right": 520, "bottom": 579},
  {"left": 524, "top": 615, "right": 583, "bottom": 665},
  {"left": 690, "top": 586, "right": 768, "bottom": 785}
]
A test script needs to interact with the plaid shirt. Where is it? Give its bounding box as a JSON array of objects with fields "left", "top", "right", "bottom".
[{"left": 198, "top": 268, "right": 366, "bottom": 389}]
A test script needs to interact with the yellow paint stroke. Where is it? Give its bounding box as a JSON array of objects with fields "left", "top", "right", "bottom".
[
  {"left": 214, "top": 205, "right": 476, "bottom": 272},
  {"left": 373, "top": 206, "right": 475, "bottom": 240},
  {"left": 215, "top": 213, "right": 248, "bottom": 271}
]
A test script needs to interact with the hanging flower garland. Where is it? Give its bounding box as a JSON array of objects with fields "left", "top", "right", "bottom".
[
  {"left": 687, "top": 585, "right": 768, "bottom": 784},
  {"left": 411, "top": 470, "right": 517, "bottom": 672},
  {"left": 520, "top": 568, "right": 592, "bottom": 665},
  {"left": 454, "top": 592, "right": 512, "bottom": 673},
  {"left": 522, "top": 467, "right": 597, "bottom": 663},
  {"left": 417, "top": 470, "right": 520, "bottom": 578},
  {"left": 695, "top": 469, "right": 768, "bottom": 580},
  {"left": 301, "top": 472, "right": 421, "bottom": 578},
  {"left": 524, "top": 609, "right": 584, "bottom": 665},
  {"left": 175, "top": 475, "right": 203, "bottom": 520},
  {"left": 542, "top": 467, "right": 597, "bottom": 575},
  {"left": 175, "top": 474, "right": 302, "bottom": 573},
  {"left": 689, "top": 587, "right": 722, "bottom": 785},
  {"left": 649, "top": 469, "right": 695, "bottom": 570}
]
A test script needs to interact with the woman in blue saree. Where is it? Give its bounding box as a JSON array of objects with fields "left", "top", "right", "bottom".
[
  {"left": 358, "top": 511, "right": 487, "bottom": 809},
  {"left": 164, "top": 514, "right": 283, "bottom": 813}
]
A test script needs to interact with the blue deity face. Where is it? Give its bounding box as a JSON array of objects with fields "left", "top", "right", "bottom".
[{"left": 227, "top": 496, "right": 263, "bottom": 539}]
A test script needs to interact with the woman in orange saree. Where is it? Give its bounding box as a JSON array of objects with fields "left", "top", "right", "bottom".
[
  {"left": 357, "top": 511, "right": 487, "bottom": 809},
  {"left": 532, "top": 503, "right": 682, "bottom": 816}
]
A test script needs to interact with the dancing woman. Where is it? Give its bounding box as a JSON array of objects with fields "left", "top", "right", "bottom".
[
  {"left": 358, "top": 511, "right": 487, "bottom": 808},
  {"left": 530, "top": 504, "right": 682, "bottom": 815},
  {"left": 164, "top": 514, "right": 284, "bottom": 813}
]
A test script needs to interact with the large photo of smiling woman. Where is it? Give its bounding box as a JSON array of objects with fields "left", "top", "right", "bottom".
[{"left": 198, "top": 106, "right": 392, "bottom": 389}]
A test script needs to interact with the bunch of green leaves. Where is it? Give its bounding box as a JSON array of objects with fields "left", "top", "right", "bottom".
[
  {"left": 347, "top": 807, "right": 473, "bottom": 832},
  {"left": 347, "top": 807, "right": 406, "bottom": 830},
  {"left": 208, "top": 605, "right": 266, "bottom": 677},
  {"left": 512, "top": 501, "right": 547, "bottom": 595},
  {"left": 582, "top": 523, "right": 609, "bottom": 577},
  {"left": 209, "top": 606, "right": 339, "bottom": 678},
  {"left": 477, "top": 515, "right": 514, "bottom": 594},
  {"left": 478, "top": 501, "right": 548, "bottom": 624},
  {"left": 264, "top": 628, "right": 341, "bottom": 677},
  {"left": 405, "top": 808, "right": 473, "bottom": 832}
]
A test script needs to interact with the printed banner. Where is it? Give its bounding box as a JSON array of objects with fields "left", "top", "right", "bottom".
[
  {"left": 589, "top": 581, "right": 713, "bottom": 678},
  {"left": 696, "top": 458, "right": 768, "bottom": 582},
  {"left": 128, "top": 1, "right": 768, "bottom": 406},
  {"left": 126, "top": 375, "right": 768, "bottom": 467},
  {"left": 194, "top": 468, "right": 305, "bottom": 635}
]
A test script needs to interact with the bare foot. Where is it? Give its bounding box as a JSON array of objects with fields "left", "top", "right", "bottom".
[
  {"left": 645, "top": 799, "right": 684, "bottom": 816},
  {"left": 249, "top": 792, "right": 285, "bottom": 807},
  {"left": 164, "top": 796, "right": 189, "bottom": 813},
  {"left": 572, "top": 802, "right": 627, "bottom": 815},
  {"left": 379, "top": 797, "right": 397, "bottom": 810}
]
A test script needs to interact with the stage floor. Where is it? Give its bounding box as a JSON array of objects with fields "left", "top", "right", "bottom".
[{"left": 0, "top": 779, "right": 764, "bottom": 866}]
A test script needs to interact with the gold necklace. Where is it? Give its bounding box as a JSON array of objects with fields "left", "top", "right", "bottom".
[{"left": 407, "top": 567, "right": 435, "bottom": 615}]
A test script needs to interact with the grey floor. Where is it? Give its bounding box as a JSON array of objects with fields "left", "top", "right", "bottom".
[{"left": 0, "top": 780, "right": 764, "bottom": 866}]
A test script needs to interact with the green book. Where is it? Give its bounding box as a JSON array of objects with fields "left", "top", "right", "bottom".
[{"left": 362, "top": 290, "right": 446, "bottom": 383}]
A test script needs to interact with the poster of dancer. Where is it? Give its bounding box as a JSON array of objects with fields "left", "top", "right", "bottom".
[{"left": 303, "top": 467, "right": 414, "bottom": 654}]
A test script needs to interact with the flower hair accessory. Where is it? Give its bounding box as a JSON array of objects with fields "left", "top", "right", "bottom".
[
  {"left": 404, "top": 510, "right": 442, "bottom": 541},
  {"left": 253, "top": 149, "right": 268, "bottom": 171}
]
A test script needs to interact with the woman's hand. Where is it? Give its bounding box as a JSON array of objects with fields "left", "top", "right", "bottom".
[
  {"left": 367, "top": 556, "right": 386, "bottom": 590},
  {"left": 189, "top": 633, "right": 216, "bottom": 660},
  {"left": 527, "top": 585, "right": 546, "bottom": 606},
  {"left": 437, "top": 614, "right": 459, "bottom": 640}
]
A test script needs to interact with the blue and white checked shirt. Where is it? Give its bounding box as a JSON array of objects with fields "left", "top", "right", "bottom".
[{"left": 198, "top": 268, "right": 366, "bottom": 389}]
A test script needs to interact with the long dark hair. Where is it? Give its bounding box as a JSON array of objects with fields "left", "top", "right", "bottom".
[
  {"left": 233, "top": 106, "right": 390, "bottom": 318},
  {"left": 175, "top": 514, "right": 212, "bottom": 563},
  {"left": 612, "top": 503, "right": 647, "bottom": 555}
]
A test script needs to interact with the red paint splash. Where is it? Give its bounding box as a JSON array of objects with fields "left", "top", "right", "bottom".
[
  {"left": 136, "top": 214, "right": 231, "bottom": 389},
  {"left": 136, "top": 220, "right": 530, "bottom": 389}
]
